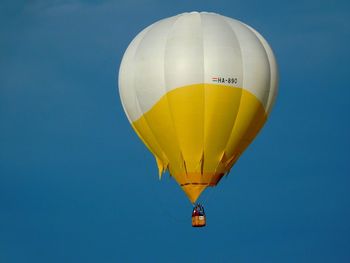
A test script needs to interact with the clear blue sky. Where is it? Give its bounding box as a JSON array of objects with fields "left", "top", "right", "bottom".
[{"left": 1, "top": 0, "right": 349, "bottom": 262}]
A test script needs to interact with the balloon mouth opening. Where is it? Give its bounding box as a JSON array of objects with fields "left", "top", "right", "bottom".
[
  {"left": 173, "top": 172, "right": 225, "bottom": 203},
  {"left": 181, "top": 183, "right": 217, "bottom": 204}
]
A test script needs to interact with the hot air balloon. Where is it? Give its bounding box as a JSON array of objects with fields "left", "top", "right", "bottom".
[{"left": 118, "top": 12, "right": 278, "bottom": 226}]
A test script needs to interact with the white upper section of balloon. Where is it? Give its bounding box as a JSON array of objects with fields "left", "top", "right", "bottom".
[{"left": 119, "top": 12, "right": 278, "bottom": 122}]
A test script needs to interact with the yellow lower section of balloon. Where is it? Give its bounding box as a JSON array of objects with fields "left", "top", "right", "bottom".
[{"left": 132, "top": 84, "right": 267, "bottom": 203}]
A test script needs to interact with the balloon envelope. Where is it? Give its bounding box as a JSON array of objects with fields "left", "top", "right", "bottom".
[{"left": 119, "top": 12, "right": 278, "bottom": 203}]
